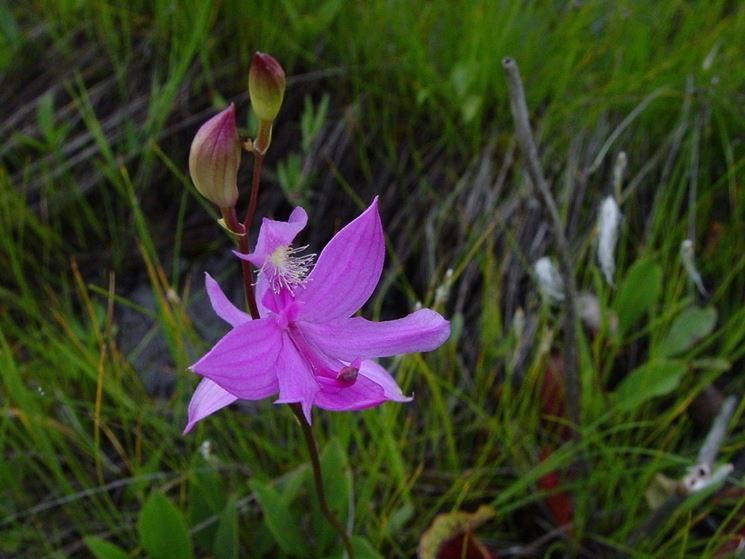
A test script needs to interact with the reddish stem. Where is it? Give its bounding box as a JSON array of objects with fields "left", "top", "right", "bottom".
[
  {"left": 220, "top": 207, "right": 259, "bottom": 318},
  {"left": 236, "top": 125, "right": 354, "bottom": 557},
  {"left": 243, "top": 151, "right": 264, "bottom": 234},
  {"left": 289, "top": 404, "right": 355, "bottom": 559},
  {"left": 238, "top": 235, "right": 260, "bottom": 319},
  {"left": 235, "top": 147, "right": 265, "bottom": 320}
]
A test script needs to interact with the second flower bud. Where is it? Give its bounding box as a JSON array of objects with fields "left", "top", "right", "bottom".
[
  {"left": 248, "top": 52, "right": 286, "bottom": 124},
  {"left": 188, "top": 103, "right": 241, "bottom": 209}
]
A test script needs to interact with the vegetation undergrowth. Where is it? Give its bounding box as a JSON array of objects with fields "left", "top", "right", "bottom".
[{"left": 1, "top": 1, "right": 744, "bottom": 557}]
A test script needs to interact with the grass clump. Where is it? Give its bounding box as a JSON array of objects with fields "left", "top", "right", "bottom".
[{"left": 1, "top": 1, "right": 744, "bottom": 557}]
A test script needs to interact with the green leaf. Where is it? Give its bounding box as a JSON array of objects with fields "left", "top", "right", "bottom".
[
  {"left": 213, "top": 496, "right": 239, "bottom": 559},
  {"left": 36, "top": 94, "right": 55, "bottom": 142},
  {"left": 614, "top": 257, "right": 662, "bottom": 335},
  {"left": 350, "top": 537, "right": 384, "bottom": 559},
  {"left": 655, "top": 306, "right": 717, "bottom": 358},
  {"left": 613, "top": 359, "right": 687, "bottom": 412},
  {"left": 130, "top": 448, "right": 163, "bottom": 500},
  {"left": 690, "top": 357, "right": 730, "bottom": 372},
  {"left": 311, "top": 438, "right": 351, "bottom": 554},
  {"left": 280, "top": 465, "right": 308, "bottom": 507},
  {"left": 83, "top": 536, "right": 130, "bottom": 559},
  {"left": 137, "top": 492, "right": 193, "bottom": 559},
  {"left": 461, "top": 95, "right": 483, "bottom": 123},
  {"left": 249, "top": 479, "right": 308, "bottom": 558},
  {"left": 188, "top": 463, "right": 225, "bottom": 549},
  {"left": 324, "top": 536, "right": 384, "bottom": 559},
  {"left": 319, "top": 439, "right": 350, "bottom": 518},
  {"left": 385, "top": 502, "right": 414, "bottom": 536}
]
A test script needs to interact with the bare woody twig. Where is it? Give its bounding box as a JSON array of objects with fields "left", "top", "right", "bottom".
[
  {"left": 698, "top": 396, "right": 737, "bottom": 467},
  {"left": 501, "top": 57, "right": 582, "bottom": 436}
]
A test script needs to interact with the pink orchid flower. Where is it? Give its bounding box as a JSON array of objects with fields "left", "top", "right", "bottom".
[{"left": 184, "top": 199, "right": 450, "bottom": 433}]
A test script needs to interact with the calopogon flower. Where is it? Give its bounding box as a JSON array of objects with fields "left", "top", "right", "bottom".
[{"left": 184, "top": 199, "right": 450, "bottom": 432}]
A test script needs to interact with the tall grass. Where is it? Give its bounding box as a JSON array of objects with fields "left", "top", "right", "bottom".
[{"left": 1, "top": 1, "right": 744, "bottom": 557}]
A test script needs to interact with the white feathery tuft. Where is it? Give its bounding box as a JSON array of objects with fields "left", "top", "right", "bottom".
[
  {"left": 534, "top": 256, "right": 564, "bottom": 304},
  {"left": 597, "top": 196, "right": 622, "bottom": 286}
]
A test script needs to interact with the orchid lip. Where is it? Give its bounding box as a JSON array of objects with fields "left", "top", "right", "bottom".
[
  {"left": 286, "top": 324, "right": 338, "bottom": 379},
  {"left": 336, "top": 365, "right": 359, "bottom": 384}
]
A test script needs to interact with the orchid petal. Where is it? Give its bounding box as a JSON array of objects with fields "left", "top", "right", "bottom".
[
  {"left": 254, "top": 272, "right": 272, "bottom": 317},
  {"left": 358, "top": 359, "right": 412, "bottom": 402},
  {"left": 314, "top": 359, "right": 411, "bottom": 411},
  {"left": 230, "top": 248, "right": 271, "bottom": 315},
  {"left": 273, "top": 334, "right": 319, "bottom": 423},
  {"left": 191, "top": 318, "right": 281, "bottom": 399},
  {"left": 297, "top": 198, "right": 384, "bottom": 322},
  {"left": 300, "top": 309, "right": 450, "bottom": 361},
  {"left": 261, "top": 287, "right": 295, "bottom": 316},
  {"left": 235, "top": 206, "right": 308, "bottom": 267},
  {"left": 183, "top": 378, "right": 238, "bottom": 434},
  {"left": 205, "top": 273, "right": 251, "bottom": 327}
]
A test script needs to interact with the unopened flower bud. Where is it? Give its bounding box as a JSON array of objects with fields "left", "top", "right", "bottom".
[
  {"left": 249, "top": 52, "right": 286, "bottom": 123},
  {"left": 188, "top": 104, "right": 241, "bottom": 209}
]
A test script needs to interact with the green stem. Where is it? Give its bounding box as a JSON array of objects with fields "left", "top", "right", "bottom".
[{"left": 289, "top": 404, "right": 355, "bottom": 559}]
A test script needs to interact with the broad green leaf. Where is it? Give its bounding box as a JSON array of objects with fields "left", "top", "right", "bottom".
[
  {"left": 319, "top": 439, "right": 350, "bottom": 518},
  {"left": 655, "top": 306, "right": 717, "bottom": 358},
  {"left": 311, "top": 438, "right": 351, "bottom": 554},
  {"left": 213, "top": 496, "right": 239, "bottom": 559},
  {"left": 83, "top": 536, "right": 130, "bottom": 559},
  {"left": 614, "top": 258, "right": 662, "bottom": 335},
  {"left": 613, "top": 359, "right": 687, "bottom": 411},
  {"left": 280, "top": 465, "right": 309, "bottom": 507},
  {"left": 137, "top": 492, "right": 193, "bottom": 559},
  {"left": 249, "top": 479, "right": 308, "bottom": 558}
]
